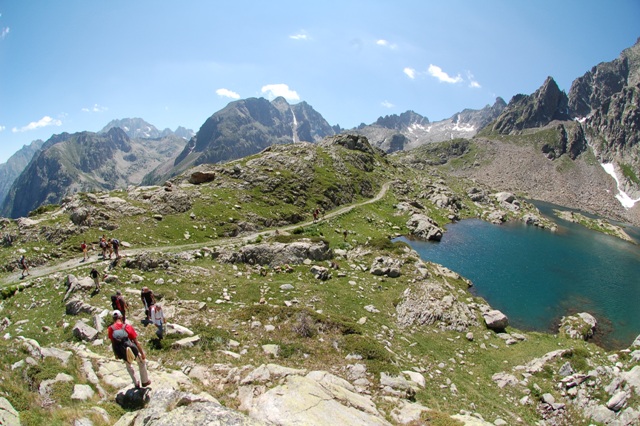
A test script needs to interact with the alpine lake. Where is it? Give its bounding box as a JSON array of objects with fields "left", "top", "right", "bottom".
[{"left": 396, "top": 201, "right": 640, "bottom": 350}]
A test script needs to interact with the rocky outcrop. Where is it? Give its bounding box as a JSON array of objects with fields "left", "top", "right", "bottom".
[
  {"left": 406, "top": 213, "right": 444, "bottom": 241},
  {"left": 396, "top": 277, "right": 479, "bottom": 332},
  {"left": 243, "top": 371, "right": 391, "bottom": 426},
  {"left": 559, "top": 312, "right": 597, "bottom": 340},
  {"left": 218, "top": 239, "right": 332, "bottom": 267}
]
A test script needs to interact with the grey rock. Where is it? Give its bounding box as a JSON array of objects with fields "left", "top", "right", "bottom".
[
  {"left": 482, "top": 309, "right": 509, "bottom": 330},
  {"left": 406, "top": 213, "right": 443, "bottom": 241},
  {"left": 606, "top": 391, "right": 628, "bottom": 412},
  {"left": 0, "top": 397, "right": 20, "bottom": 426},
  {"left": 71, "top": 384, "right": 95, "bottom": 401},
  {"left": 73, "top": 321, "right": 99, "bottom": 342}
]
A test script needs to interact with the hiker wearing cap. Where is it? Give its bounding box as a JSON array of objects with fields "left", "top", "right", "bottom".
[
  {"left": 141, "top": 287, "right": 156, "bottom": 322},
  {"left": 107, "top": 310, "right": 151, "bottom": 388}
]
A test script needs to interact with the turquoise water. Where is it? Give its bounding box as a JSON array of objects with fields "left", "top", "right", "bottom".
[{"left": 397, "top": 208, "right": 640, "bottom": 350}]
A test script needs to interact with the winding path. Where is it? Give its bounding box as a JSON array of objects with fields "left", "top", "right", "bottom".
[{"left": 1, "top": 182, "right": 392, "bottom": 287}]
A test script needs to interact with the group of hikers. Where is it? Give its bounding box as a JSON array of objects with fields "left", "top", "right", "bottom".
[
  {"left": 107, "top": 285, "right": 166, "bottom": 389},
  {"left": 80, "top": 235, "right": 122, "bottom": 262}
]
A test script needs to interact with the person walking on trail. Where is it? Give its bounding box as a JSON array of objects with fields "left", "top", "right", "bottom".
[
  {"left": 108, "top": 310, "right": 151, "bottom": 388},
  {"left": 111, "top": 290, "right": 128, "bottom": 322},
  {"left": 99, "top": 236, "right": 108, "bottom": 260},
  {"left": 90, "top": 268, "right": 100, "bottom": 291},
  {"left": 313, "top": 208, "right": 319, "bottom": 223},
  {"left": 149, "top": 304, "right": 166, "bottom": 339},
  {"left": 111, "top": 237, "right": 121, "bottom": 259},
  {"left": 19, "top": 255, "right": 29, "bottom": 278},
  {"left": 81, "top": 241, "right": 88, "bottom": 262},
  {"left": 141, "top": 287, "right": 156, "bottom": 323}
]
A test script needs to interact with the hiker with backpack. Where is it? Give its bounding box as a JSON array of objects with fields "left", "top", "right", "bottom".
[
  {"left": 111, "top": 290, "right": 128, "bottom": 322},
  {"left": 99, "top": 236, "right": 108, "bottom": 260},
  {"left": 111, "top": 237, "right": 121, "bottom": 259},
  {"left": 108, "top": 310, "right": 151, "bottom": 389},
  {"left": 19, "top": 255, "right": 29, "bottom": 278}
]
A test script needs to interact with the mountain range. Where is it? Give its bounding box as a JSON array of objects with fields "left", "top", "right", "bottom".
[{"left": 1, "top": 38, "right": 639, "bottom": 225}]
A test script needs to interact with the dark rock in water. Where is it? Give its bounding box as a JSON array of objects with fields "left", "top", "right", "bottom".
[{"left": 116, "top": 387, "right": 151, "bottom": 410}]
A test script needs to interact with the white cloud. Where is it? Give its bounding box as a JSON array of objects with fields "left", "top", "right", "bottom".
[
  {"left": 403, "top": 67, "right": 416, "bottom": 79},
  {"left": 12, "top": 116, "right": 62, "bottom": 133},
  {"left": 467, "top": 71, "right": 481, "bottom": 88},
  {"left": 381, "top": 100, "right": 394, "bottom": 108},
  {"left": 81, "top": 103, "right": 108, "bottom": 113},
  {"left": 216, "top": 88, "right": 240, "bottom": 99},
  {"left": 289, "top": 33, "right": 308, "bottom": 40},
  {"left": 376, "top": 39, "right": 397, "bottom": 49},
  {"left": 1, "top": 27, "right": 9, "bottom": 39},
  {"left": 0, "top": 125, "right": 5, "bottom": 132},
  {"left": 428, "top": 64, "right": 462, "bottom": 84},
  {"left": 261, "top": 84, "right": 300, "bottom": 101}
]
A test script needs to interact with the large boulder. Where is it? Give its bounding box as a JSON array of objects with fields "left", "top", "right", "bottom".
[
  {"left": 482, "top": 309, "right": 509, "bottom": 331},
  {"left": 72, "top": 321, "right": 99, "bottom": 342},
  {"left": 189, "top": 171, "right": 216, "bottom": 184},
  {"left": 406, "top": 214, "right": 443, "bottom": 241}
]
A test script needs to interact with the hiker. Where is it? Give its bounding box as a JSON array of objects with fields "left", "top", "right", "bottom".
[
  {"left": 313, "top": 208, "right": 319, "bottom": 222},
  {"left": 111, "top": 290, "right": 128, "bottom": 322},
  {"left": 106, "top": 239, "right": 114, "bottom": 259},
  {"left": 107, "top": 310, "right": 150, "bottom": 388},
  {"left": 343, "top": 229, "right": 348, "bottom": 242},
  {"left": 111, "top": 237, "right": 121, "bottom": 259},
  {"left": 90, "top": 268, "right": 100, "bottom": 291},
  {"left": 19, "top": 255, "right": 29, "bottom": 278},
  {"left": 149, "top": 304, "right": 166, "bottom": 339},
  {"left": 99, "top": 236, "right": 108, "bottom": 259},
  {"left": 81, "top": 240, "right": 88, "bottom": 261},
  {"left": 141, "top": 287, "right": 156, "bottom": 322}
]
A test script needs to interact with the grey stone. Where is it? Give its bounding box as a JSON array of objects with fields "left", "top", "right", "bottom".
[
  {"left": 73, "top": 321, "right": 99, "bottom": 342},
  {"left": 482, "top": 310, "right": 509, "bottom": 330},
  {"left": 0, "top": 397, "right": 20, "bottom": 426}
]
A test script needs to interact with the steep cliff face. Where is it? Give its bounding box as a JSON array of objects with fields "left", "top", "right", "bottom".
[
  {"left": 0, "top": 139, "right": 45, "bottom": 207},
  {"left": 492, "top": 77, "right": 570, "bottom": 134},
  {"left": 1, "top": 128, "right": 185, "bottom": 218},
  {"left": 570, "top": 39, "right": 640, "bottom": 205}
]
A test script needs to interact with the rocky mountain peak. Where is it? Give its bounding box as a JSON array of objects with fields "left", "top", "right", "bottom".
[
  {"left": 568, "top": 38, "right": 640, "bottom": 118},
  {"left": 492, "top": 76, "right": 569, "bottom": 134},
  {"left": 372, "top": 110, "right": 430, "bottom": 130}
]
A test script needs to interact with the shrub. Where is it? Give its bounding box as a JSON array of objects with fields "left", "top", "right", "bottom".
[
  {"left": 340, "top": 335, "right": 392, "bottom": 362},
  {"left": 291, "top": 312, "right": 317, "bottom": 338}
]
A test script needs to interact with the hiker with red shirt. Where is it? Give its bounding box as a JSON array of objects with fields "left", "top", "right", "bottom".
[
  {"left": 107, "top": 310, "right": 150, "bottom": 388},
  {"left": 81, "top": 241, "right": 88, "bottom": 261}
]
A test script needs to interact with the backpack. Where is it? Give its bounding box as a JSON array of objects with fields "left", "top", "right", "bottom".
[
  {"left": 112, "top": 239, "right": 120, "bottom": 246},
  {"left": 111, "top": 325, "right": 138, "bottom": 361}
]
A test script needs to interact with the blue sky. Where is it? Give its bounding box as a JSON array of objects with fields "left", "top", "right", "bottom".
[{"left": 0, "top": 1, "right": 638, "bottom": 163}]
